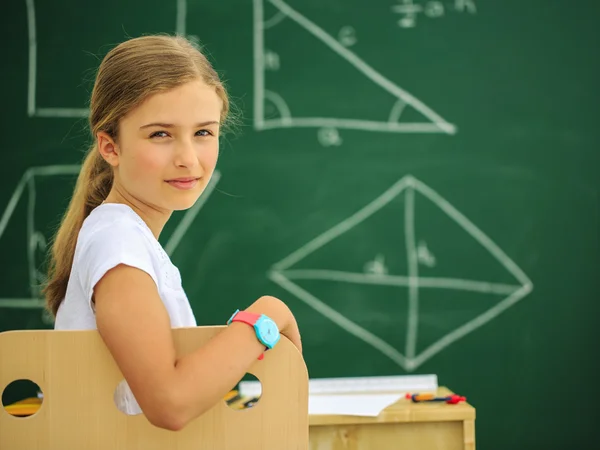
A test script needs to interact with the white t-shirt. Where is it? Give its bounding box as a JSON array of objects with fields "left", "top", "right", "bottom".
[{"left": 54, "top": 203, "right": 197, "bottom": 415}]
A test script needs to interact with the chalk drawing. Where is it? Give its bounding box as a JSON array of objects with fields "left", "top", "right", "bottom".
[
  {"left": 392, "top": 0, "right": 477, "bottom": 29},
  {"left": 318, "top": 127, "right": 343, "bottom": 147},
  {"left": 338, "top": 26, "right": 358, "bottom": 47},
  {"left": 364, "top": 254, "right": 388, "bottom": 276},
  {"left": 24, "top": 0, "right": 189, "bottom": 118},
  {"left": 268, "top": 175, "right": 533, "bottom": 371},
  {"left": 254, "top": 0, "right": 457, "bottom": 136},
  {"left": 0, "top": 166, "right": 220, "bottom": 310},
  {"left": 263, "top": 51, "right": 281, "bottom": 71},
  {"left": 417, "top": 240, "right": 436, "bottom": 267}
]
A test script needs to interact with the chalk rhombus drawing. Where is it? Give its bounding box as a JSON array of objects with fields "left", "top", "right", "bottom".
[{"left": 268, "top": 175, "right": 533, "bottom": 371}]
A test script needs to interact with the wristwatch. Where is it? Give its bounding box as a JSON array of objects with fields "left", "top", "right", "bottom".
[{"left": 227, "top": 309, "right": 281, "bottom": 360}]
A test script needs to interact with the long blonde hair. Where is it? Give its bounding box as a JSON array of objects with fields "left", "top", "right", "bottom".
[{"left": 44, "top": 35, "right": 231, "bottom": 317}]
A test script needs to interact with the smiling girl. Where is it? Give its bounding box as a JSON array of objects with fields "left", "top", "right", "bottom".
[{"left": 43, "top": 35, "right": 302, "bottom": 431}]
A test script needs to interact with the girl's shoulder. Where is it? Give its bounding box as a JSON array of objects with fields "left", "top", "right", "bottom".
[
  {"left": 77, "top": 203, "right": 162, "bottom": 260},
  {"left": 72, "top": 203, "right": 172, "bottom": 291}
]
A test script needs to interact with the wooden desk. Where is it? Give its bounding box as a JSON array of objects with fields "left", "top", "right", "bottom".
[
  {"left": 5, "top": 387, "right": 475, "bottom": 449},
  {"left": 308, "top": 387, "right": 475, "bottom": 450}
]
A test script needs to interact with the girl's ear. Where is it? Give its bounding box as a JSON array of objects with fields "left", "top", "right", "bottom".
[{"left": 97, "top": 132, "right": 120, "bottom": 167}]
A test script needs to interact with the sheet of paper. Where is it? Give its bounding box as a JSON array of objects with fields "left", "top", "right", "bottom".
[
  {"left": 308, "top": 393, "right": 404, "bottom": 417},
  {"left": 239, "top": 374, "right": 438, "bottom": 397}
]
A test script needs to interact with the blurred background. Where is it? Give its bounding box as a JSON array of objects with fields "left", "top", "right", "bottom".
[{"left": 1, "top": 0, "right": 598, "bottom": 448}]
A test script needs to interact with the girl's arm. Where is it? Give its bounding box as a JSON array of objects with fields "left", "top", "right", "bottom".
[{"left": 94, "top": 264, "right": 299, "bottom": 431}]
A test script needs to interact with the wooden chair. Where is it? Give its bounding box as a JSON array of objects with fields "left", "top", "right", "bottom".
[{"left": 0, "top": 326, "right": 309, "bottom": 449}]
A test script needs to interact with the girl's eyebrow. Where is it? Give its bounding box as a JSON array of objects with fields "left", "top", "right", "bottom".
[{"left": 139, "top": 120, "right": 220, "bottom": 129}]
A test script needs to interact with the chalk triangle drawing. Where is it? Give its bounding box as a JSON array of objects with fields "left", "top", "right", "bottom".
[
  {"left": 268, "top": 175, "right": 533, "bottom": 371},
  {"left": 253, "top": 0, "right": 456, "bottom": 134},
  {"left": 0, "top": 166, "right": 221, "bottom": 310}
]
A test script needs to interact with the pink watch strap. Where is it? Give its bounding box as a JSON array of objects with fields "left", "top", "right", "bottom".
[
  {"left": 230, "top": 311, "right": 266, "bottom": 360},
  {"left": 230, "top": 310, "right": 261, "bottom": 326}
]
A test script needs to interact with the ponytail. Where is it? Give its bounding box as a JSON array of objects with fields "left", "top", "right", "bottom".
[{"left": 44, "top": 145, "right": 113, "bottom": 317}]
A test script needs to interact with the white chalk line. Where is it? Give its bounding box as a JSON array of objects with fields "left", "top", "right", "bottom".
[
  {"left": 278, "top": 269, "right": 522, "bottom": 295},
  {"left": 176, "top": 0, "right": 187, "bottom": 36},
  {"left": 26, "top": 0, "right": 36, "bottom": 117},
  {"left": 388, "top": 99, "right": 407, "bottom": 123},
  {"left": 404, "top": 185, "right": 419, "bottom": 360},
  {"left": 29, "top": 165, "right": 82, "bottom": 177},
  {"left": 0, "top": 298, "right": 46, "bottom": 309},
  {"left": 259, "top": 118, "right": 448, "bottom": 133},
  {"left": 35, "top": 108, "right": 89, "bottom": 118},
  {"left": 254, "top": 0, "right": 265, "bottom": 130},
  {"left": 264, "top": 11, "right": 286, "bottom": 29}
]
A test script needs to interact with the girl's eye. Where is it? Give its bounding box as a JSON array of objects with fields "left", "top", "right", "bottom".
[{"left": 150, "top": 130, "right": 214, "bottom": 139}]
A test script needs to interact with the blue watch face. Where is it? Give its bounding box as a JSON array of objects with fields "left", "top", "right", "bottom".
[{"left": 257, "top": 317, "right": 280, "bottom": 348}]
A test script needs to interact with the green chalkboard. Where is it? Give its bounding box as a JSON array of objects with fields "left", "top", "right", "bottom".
[{"left": 1, "top": 0, "right": 598, "bottom": 448}]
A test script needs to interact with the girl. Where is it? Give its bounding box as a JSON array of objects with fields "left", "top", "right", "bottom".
[{"left": 43, "top": 34, "right": 302, "bottom": 431}]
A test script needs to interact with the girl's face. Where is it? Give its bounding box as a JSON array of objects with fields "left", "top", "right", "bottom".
[{"left": 106, "top": 79, "right": 222, "bottom": 212}]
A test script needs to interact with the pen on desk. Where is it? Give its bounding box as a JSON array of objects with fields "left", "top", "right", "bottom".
[
  {"left": 406, "top": 393, "right": 437, "bottom": 402},
  {"left": 406, "top": 393, "right": 466, "bottom": 404}
]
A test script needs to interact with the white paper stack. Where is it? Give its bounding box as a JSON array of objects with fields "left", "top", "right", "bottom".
[{"left": 238, "top": 374, "right": 438, "bottom": 417}]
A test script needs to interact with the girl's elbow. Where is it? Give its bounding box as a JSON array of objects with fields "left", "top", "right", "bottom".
[
  {"left": 145, "top": 394, "right": 210, "bottom": 432},
  {"left": 140, "top": 384, "right": 211, "bottom": 431},
  {"left": 146, "top": 406, "right": 188, "bottom": 432},
  {"left": 141, "top": 392, "right": 190, "bottom": 431}
]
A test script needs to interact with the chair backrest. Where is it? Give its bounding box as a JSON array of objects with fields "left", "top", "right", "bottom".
[{"left": 0, "top": 326, "right": 309, "bottom": 449}]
